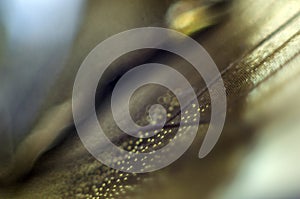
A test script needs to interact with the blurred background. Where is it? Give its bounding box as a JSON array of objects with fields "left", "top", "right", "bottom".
[{"left": 0, "top": 0, "right": 300, "bottom": 198}]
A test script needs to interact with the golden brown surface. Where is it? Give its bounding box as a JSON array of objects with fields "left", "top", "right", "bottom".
[{"left": 1, "top": 0, "right": 300, "bottom": 198}]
